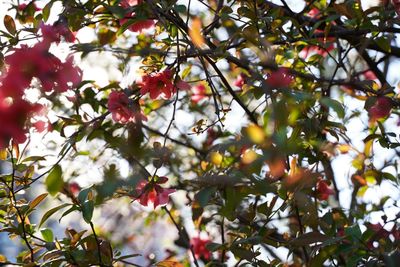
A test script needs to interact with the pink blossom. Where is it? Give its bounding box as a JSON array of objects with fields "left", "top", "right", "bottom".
[
  {"left": 191, "top": 84, "right": 207, "bottom": 103},
  {"left": 300, "top": 30, "right": 335, "bottom": 58},
  {"left": 18, "top": 2, "right": 41, "bottom": 11},
  {"left": 306, "top": 8, "right": 320, "bottom": 18},
  {"left": 4, "top": 43, "right": 81, "bottom": 93},
  {"left": 316, "top": 179, "right": 334, "bottom": 201},
  {"left": 0, "top": 98, "right": 42, "bottom": 148},
  {"left": 176, "top": 80, "right": 191, "bottom": 90},
  {"left": 68, "top": 182, "right": 81, "bottom": 196},
  {"left": 265, "top": 67, "right": 293, "bottom": 88},
  {"left": 191, "top": 236, "right": 211, "bottom": 260},
  {"left": 107, "top": 91, "right": 135, "bottom": 124},
  {"left": 40, "top": 23, "right": 76, "bottom": 45},
  {"left": 233, "top": 73, "right": 246, "bottom": 88},
  {"left": 368, "top": 97, "right": 392, "bottom": 121},
  {"left": 363, "top": 70, "right": 378, "bottom": 81},
  {"left": 134, "top": 176, "right": 175, "bottom": 209},
  {"left": 138, "top": 70, "right": 176, "bottom": 99},
  {"left": 119, "top": 0, "right": 155, "bottom": 32},
  {"left": 32, "top": 120, "right": 48, "bottom": 133}
]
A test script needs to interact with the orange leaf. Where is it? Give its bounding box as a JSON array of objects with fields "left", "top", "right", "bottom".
[
  {"left": 189, "top": 17, "right": 205, "bottom": 48},
  {"left": 156, "top": 260, "right": 184, "bottom": 267}
]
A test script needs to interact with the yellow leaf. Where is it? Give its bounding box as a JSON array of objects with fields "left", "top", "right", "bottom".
[
  {"left": 267, "top": 158, "right": 286, "bottom": 178},
  {"left": 0, "top": 149, "right": 7, "bottom": 160},
  {"left": 357, "top": 185, "right": 369, "bottom": 198},
  {"left": 12, "top": 142, "right": 19, "bottom": 159},
  {"left": 0, "top": 254, "right": 6, "bottom": 263},
  {"left": 246, "top": 124, "right": 265, "bottom": 144},
  {"left": 189, "top": 17, "right": 205, "bottom": 48},
  {"left": 241, "top": 149, "right": 258, "bottom": 165},
  {"left": 200, "top": 160, "right": 209, "bottom": 171},
  {"left": 210, "top": 151, "right": 223, "bottom": 166},
  {"left": 29, "top": 193, "right": 48, "bottom": 210},
  {"left": 364, "top": 139, "right": 373, "bottom": 157},
  {"left": 156, "top": 260, "right": 184, "bottom": 267},
  {"left": 337, "top": 144, "right": 351, "bottom": 154},
  {"left": 289, "top": 157, "right": 298, "bottom": 176}
]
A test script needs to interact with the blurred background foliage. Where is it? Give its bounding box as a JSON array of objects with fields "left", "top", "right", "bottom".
[{"left": 0, "top": 0, "right": 399, "bottom": 266}]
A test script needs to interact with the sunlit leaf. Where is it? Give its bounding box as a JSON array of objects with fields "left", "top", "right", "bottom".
[
  {"left": 40, "top": 228, "right": 54, "bottom": 242},
  {"left": 39, "top": 203, "right": 71, "bottom": 228},
  {"left": 0, "top": 149, "right": 7, "bottom": 160},
  {"left": 210, "top": 151, "right": 223, "bottom": 166},
  {"left": 246, "top": 124, "right": 265, "bottom": 144},
  {"left": 156, "top": 260, "right": 184, "bottom": 267},
  {"left": 189, "top": 17, "right": 205, "bottom": 48},
  {"left": 45, "top": 164, "right": 63, "bottom": 196},
  {"left": 29, "top": 193, "right": 48, "bottom": 211}
]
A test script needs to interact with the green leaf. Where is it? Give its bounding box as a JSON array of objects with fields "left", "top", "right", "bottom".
[
  {"left": 320, "top": 97, "right": 345, "bottom": 118},
  {"left": 42, "top": 1, "right": 54, "bottom": 22},
  {"left": 106, "top": 5, "right": 126, "bottom": 19},
  {"left": 39, "top": 203, "right": 71, "bottom": 228},
  {"left": 174, "top": 4, "right": 187, "bottom": 13},
  {"left": 45, "top": 164, "right": 63, "bottom": 196},
  {"left": 78, "top": 187, "right": 91, "bottom": 203},
  {"left": 116, "top": 18, "right": 136, "bottom": 36},
  {"left": 230, "top": 246, "right": 257, "bottom": 261},
  {"left": 40, "top": 228, "right": 54, "bottom": 242},
  {"left": 205, "top": 242, "right": 223, "bottom": 252},
  {"left": 290, "top": 232, "right": 329, "bottom": 246},
  {"left": 194, "top": 187, "right": 216, "bottom": 207},
  {"left": 344, "top": 224, "right": 362, "bottom": 241},
  {"left": 22, "top": 156, "right": 46, "bottom": 163},
  {"left": 375, "top": 36, "right": 391, "bottom": 53},
  {"left": 310, "top": 245, "right": 337, "bottom": 267},
  {"left": 82, "top": 200, "right": 94, "bottom": 223},
  {"left": 384, "top": 250, "right": 400, "bottom": 267},
  {"left": 59, "top": 205, "right": 79, "bottom": 222},
  {"left": 4, "top": 15, "right": 16, "bottom": 35},
  {"left": 382, "top": 172, "right": 398, "bottom": 184}
]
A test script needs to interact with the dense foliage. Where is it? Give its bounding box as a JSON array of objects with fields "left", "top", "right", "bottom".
[{"left": 0, "top": 0, "right": 399, "bottom": 266}]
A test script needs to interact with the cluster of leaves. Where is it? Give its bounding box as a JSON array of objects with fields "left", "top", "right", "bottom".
[{"left": 0, "top": 0, "right": 400, "bottom": 266}]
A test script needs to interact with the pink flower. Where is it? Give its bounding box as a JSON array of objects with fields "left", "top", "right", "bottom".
[
  {"left": 4, "top": 43, "right": 82, "bottom": 94},
  {"left": 300, "top": 30, "right": 335, "bottom": 58},
  {"left": 107, "top": 91, "right": 135, "bottom": 124},
  {"left": 17, "top": 2, "right": 41, "bottom": 23},
  {"left": 316, "top": 179, "right": 334, "bottom": 200},
  {"left": 138, "top": 70, "right": 176, "bottom": 99},
  {"left": 119, "top": 0, "right": 155, "bottom": 32},
  {"left": 32, "top": 120, "right": 52, "bottom": 133},
  {"left": 191, "top": 236, "right": 211, "bottom": 261},
  {"left": 51, "top": 56, "right": 82, "bottom": 92},
  {"left": 191, "top": 84, "right": 207, "bottom": 103},
  {"left": 120, "top": 0, "right": 139, "bottom": 8},
  {"left": 363, "top": 70, "right": 378, "bottom": 81},
  {"left": 233, "top": 73, "right": 246, "bottom": 88},
  {"left": 0, "top": 98, "right": 42, "bottom": 148},
  {"left": 368, "top": 97, "right": 392, "bottom": 121},
  {"left": 68, "top": 182, "right": 81, "bottom": 196},
  {"left": 18, "top": 2, "right": 41, "bottom": 11},
  {"left": 40, "top": 23, "right": 76, "bottom": 45},
  {"left": 134, "top": 176, "right": 175, "bottom": 209},
  {"left": 265, "top": 67, "right": 293, "bottom": 88},
  {"left": 306, "top": 7, "right": 320, "bottom": 18}
]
